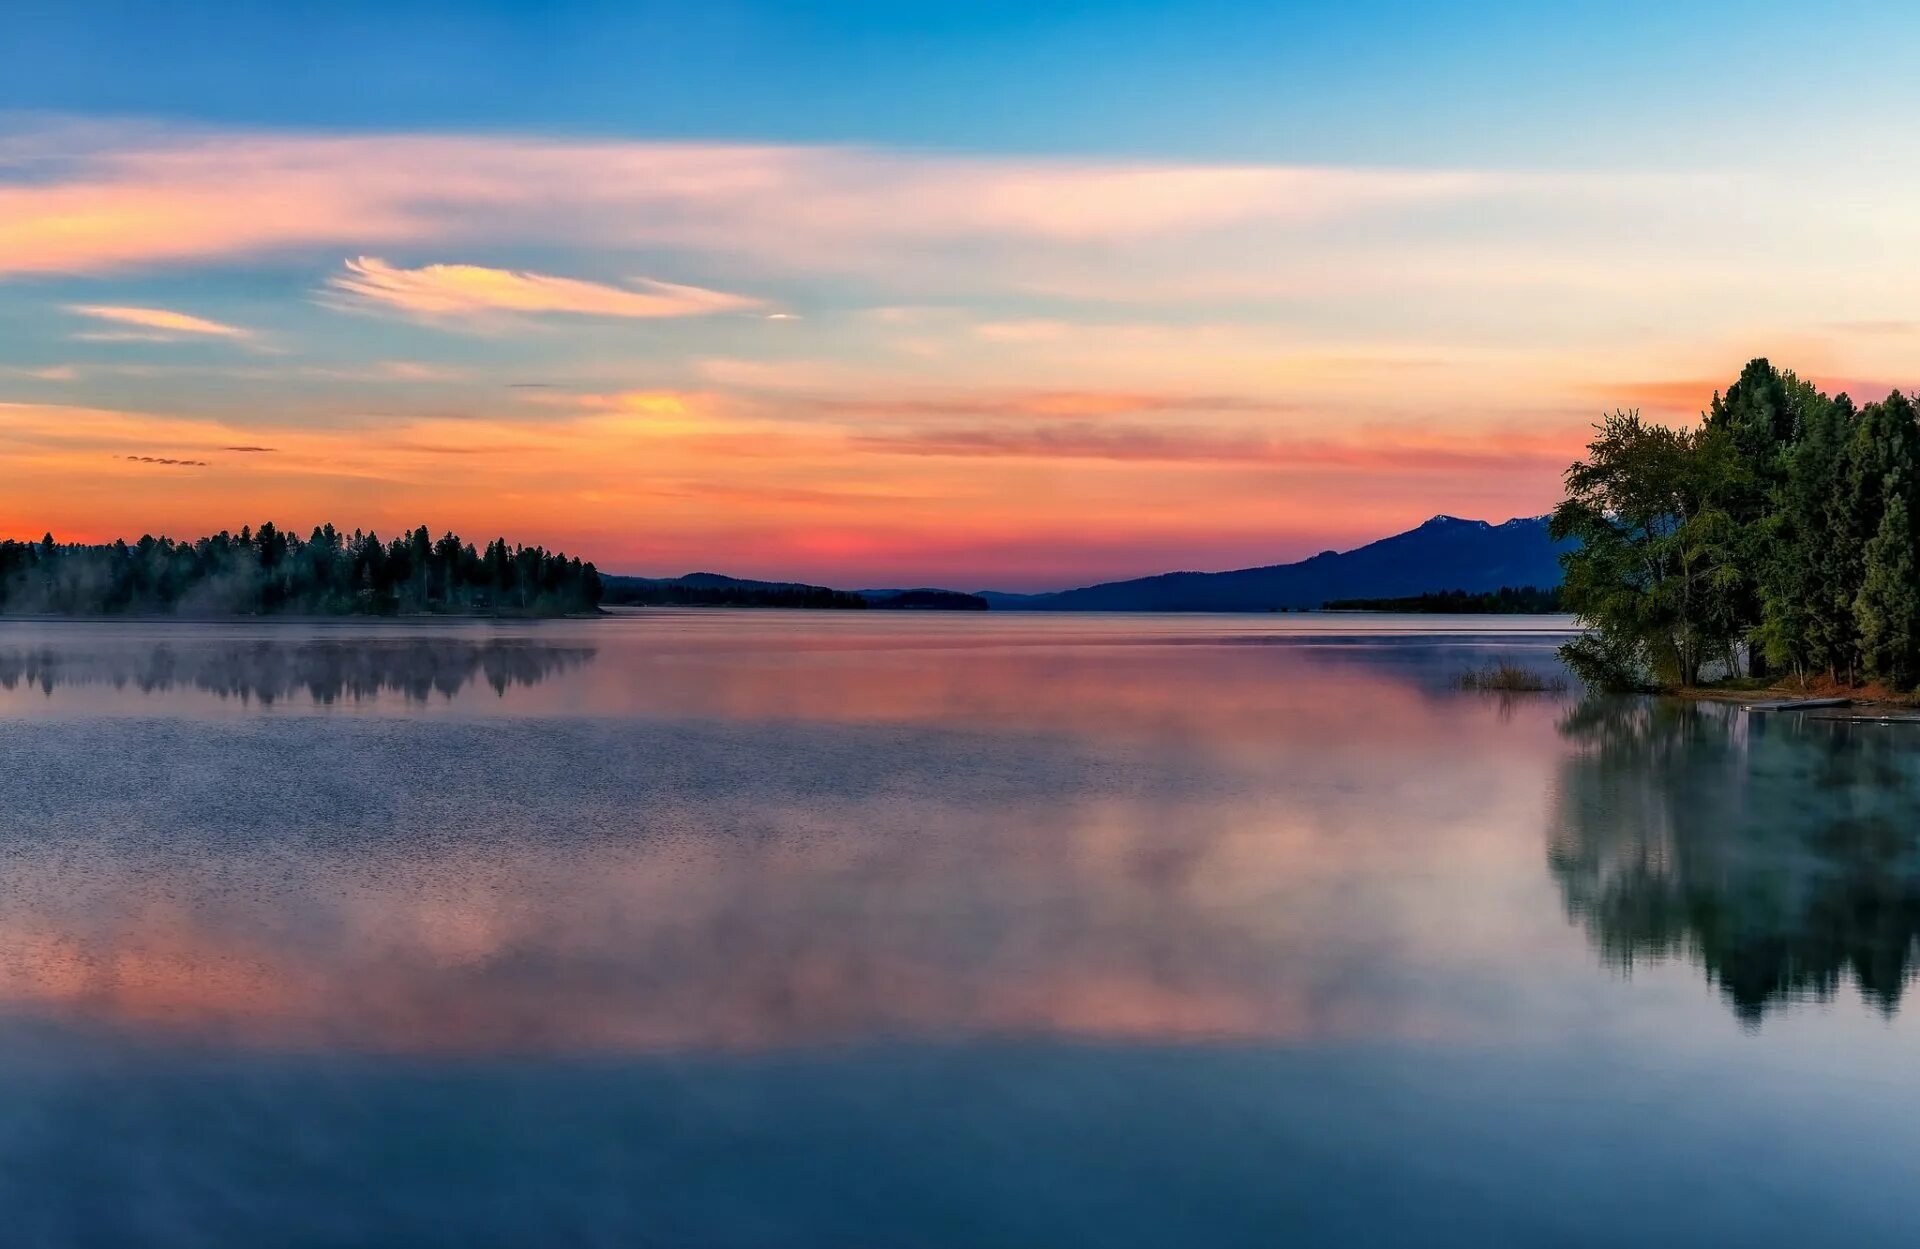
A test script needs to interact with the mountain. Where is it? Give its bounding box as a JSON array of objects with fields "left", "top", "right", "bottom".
[
  {"left": 988, "top": 515, "right": 1570, "bottom": 611},
  {"left": 606, "top": 515, "right": 1571, "bottom": 613}
]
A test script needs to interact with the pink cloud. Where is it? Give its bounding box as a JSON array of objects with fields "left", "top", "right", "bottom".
[
  {"left": 326, "top": 257, "right": 762, "bottom": 322},
  {"left": 0, "top": 121, "right": 1513, "bottom": 279},
  {"left": 65, "top": 304, "right": 252, "bottom": 339}
]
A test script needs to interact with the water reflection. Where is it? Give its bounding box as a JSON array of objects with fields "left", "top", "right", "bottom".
[
  {"left": 1551, "top": 698, "right": 1920, "bottom": 1022},
  {"left": 11, "top": 617, "right": 1920, "bottom": 1248},
  {"left": 0, "top": 619, "right": 1574, "bottom": 1054},
  {"left": 0, "top": 637, "right": 595, "bottom": 704}
]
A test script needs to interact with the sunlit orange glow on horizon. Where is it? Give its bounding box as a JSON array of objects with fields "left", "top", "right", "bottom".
[{"left": 0, "top": 394, "right": 1577, "bottom": 587}]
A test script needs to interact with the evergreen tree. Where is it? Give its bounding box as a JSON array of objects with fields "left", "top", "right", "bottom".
[
  {"left": 0, "top": 523, "right": 601, "bottom": 617},
  {"left": 1843, "top": 394, "right": 1920, "bottom": 682},
  {"left": 1856, "top": 483, "right": 1920, "bottom": 688},
  {"left": 1758, "top": 389, "right": 1853, "bottom": 679},
  {"left": 1703, "top": 359, "right": 1820, "bottom": 677}
]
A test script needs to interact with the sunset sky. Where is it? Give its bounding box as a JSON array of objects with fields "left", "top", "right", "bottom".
[{"left": 6, "top": 1, "right": 1920, "bottom": 589}]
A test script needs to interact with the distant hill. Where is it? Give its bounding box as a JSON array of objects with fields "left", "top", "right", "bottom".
[
  {"left": 987, "top": 516, "right": 1570, "bottom": 611},
  {"left": 601, "top": 573, "right": 867, "bottom": 609},
  {"left": 974, "top": 590, "right": 1049, "bottom": 609},
  {"left": 857, "top": 588, "right": 991, "bottom": 610},
  {"left": 604, "top": 574, "right": 986, "bottom": 610},
  {"left": 1323, "top": 586, "right": 1564, "bottom": 614}
]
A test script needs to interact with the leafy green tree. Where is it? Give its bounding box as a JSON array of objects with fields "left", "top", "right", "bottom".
[{"left": 1551, "top": 411, "right": 1747, "bottom": 689}]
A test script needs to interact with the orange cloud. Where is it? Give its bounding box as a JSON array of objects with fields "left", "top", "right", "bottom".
[
  {"left": 65, "top": 304, "right": 252, "bottom": 339},
  {"left": 1584, "top": 378, "right": 1719, "bottom": 416},
  {"left": 326, "top": 257, "right": 762, "bottom": 322}
]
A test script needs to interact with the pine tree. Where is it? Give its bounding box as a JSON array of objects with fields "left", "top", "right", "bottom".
[
  {"left": 1843, "top": 394, "right": 1920, "bottom": 682},
  {"left": 1856, "top": 484, "right": 1920, "bottom": 688},
  {"left": 1703, "top": 359, "right": 1817, "bottom": 677},
  {"left": 1759, "top": 389, "right": 1852, "bottom": 679}
]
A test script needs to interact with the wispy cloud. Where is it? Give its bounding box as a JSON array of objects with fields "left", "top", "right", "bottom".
[
  {"left": 853, "top": 421, "right": 1586, "bottom": 473},
  {"left": 325, "top": 257, "right": 762, "bottom": 324},
  {"left": 0, "top": 122, "right": 1523, "bottom": 283},
  {"left": 811, "top": 390, "right": 1292, "bottom": 419},
  {"left": 0, "top": 365, "right": 78, "bottom": 382},
  {"left": 65, "top": 304, "right": 252, "bottom": 340}
]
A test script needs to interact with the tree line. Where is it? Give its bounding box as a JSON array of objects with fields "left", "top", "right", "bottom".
[
  {"left": 1554, "top": 358, "right": 1919, "bottom": 690},
  {"left": 600, "top": 575, "right": 868, "bottom": 609},
  {"left": 1324, "top": 586, "right": 1563, "bottom": 614},
  {"left": 0, "top": 523, "right": 603, "bottom": 616}
]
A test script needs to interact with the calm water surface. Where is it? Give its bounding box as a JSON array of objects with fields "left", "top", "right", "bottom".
[{"left": 1, "top": 611, "right": 1917, "bottom": 1247}]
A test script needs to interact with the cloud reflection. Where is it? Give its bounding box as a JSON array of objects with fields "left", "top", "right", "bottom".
[{"left": 0, "top": 622, "right": 1569, "bottom": 1054}]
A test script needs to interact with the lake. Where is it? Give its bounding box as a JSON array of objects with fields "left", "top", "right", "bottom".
[{"left": 2, "top": 610, "right": 1917, "bottom": 1247}]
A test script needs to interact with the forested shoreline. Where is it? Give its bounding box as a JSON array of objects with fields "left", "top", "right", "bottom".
[
  {"left": 1555, "top": 358, "right": 1920, "bottom": 692},
  {"left": 0, "top": 524, "right": 603, "bottom": 617},
  {"left": 600, "top": 575, "right": 868, "bottom": 609},
  {"left": 1324, "top": 586, "right": 1563, "bottom": 614}
]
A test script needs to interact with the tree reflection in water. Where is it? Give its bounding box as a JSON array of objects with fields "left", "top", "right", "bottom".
[
  {"left": 1551, "top": 698, "right": 1920, "bottom": 1024},
  {"left": 0, "top": 637, "right": 596, "bottom": 704}
]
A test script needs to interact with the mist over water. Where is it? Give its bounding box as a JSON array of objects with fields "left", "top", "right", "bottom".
[{"left": 2, "top": 612, "right": 1917, "bottom": 1247}]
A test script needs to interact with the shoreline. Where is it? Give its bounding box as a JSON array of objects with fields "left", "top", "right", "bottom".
[{"left": 1673, "top": 685, "right": 1920, "bottom": 717}]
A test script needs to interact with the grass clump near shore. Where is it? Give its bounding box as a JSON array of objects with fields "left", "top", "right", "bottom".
[{"left": 1454, "top": 660, "right": 1570, "bottom": 693}]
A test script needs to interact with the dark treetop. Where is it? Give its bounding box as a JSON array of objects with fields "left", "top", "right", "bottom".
[{"left": 0, "top": 523, "right": 603, "bottom": 616}]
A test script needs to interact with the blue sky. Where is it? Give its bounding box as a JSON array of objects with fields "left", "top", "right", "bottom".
[{"left": 8, "top": 1, "right": 1911, "bottom": 163}]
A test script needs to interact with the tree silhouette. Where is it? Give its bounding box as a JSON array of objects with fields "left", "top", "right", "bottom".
[{"left": 0, "top": 523, "right": 602, "bottom": 617}]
